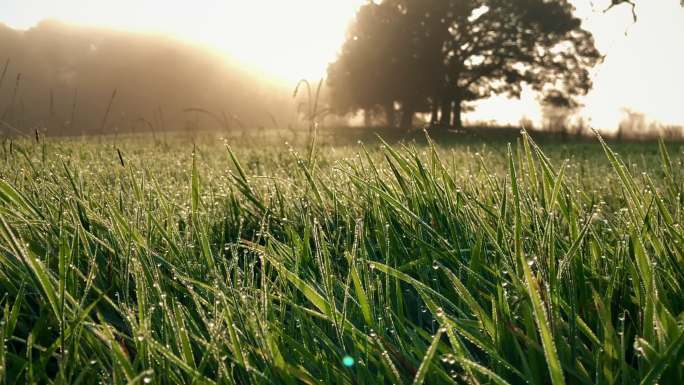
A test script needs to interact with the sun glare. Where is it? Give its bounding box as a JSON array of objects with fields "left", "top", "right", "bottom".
[
  {"left": 4, "top": 0, "right": 365, "bottom": 84},
  {"left": 2, "top": 0, "right": 683, "bottom": 127},
  {"left": 207, "top": 1, "right": 367, "bottom": 83}
]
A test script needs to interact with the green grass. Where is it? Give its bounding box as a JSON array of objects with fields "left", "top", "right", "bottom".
[{"left": 0, "top": 130, "right": 683, "bottom": 384}]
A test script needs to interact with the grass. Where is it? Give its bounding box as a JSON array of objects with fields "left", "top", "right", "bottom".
[{"left": 0, "top": 130, "right": 683, "bottom": 384}]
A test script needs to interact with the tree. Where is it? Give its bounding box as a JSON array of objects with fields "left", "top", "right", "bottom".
[
  {"left": 328, "top": 0, "right": 602, "bottom": 130},
  {"left": 326, "top": 3, "right": 406, "bottom": 128}
]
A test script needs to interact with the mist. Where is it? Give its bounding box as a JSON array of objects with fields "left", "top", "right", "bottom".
[{"left": 0, "top": 20, "right": 294, "bottom": 136}]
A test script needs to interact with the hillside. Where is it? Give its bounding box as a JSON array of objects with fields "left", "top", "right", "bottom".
[{"left": 0, "top": 21, "right": 292, "bottom": 136}]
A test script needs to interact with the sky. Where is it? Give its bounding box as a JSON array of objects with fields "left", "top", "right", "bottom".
[{"left": 2, "top": 0, "right": 683, "bottom": 129}]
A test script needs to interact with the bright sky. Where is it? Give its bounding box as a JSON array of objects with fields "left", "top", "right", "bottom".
[
  {"left": 468, "top": 1, "right": 684, "bottom": 128},
  {"left": 2, "top": 0, "right": 683, "bottom": 128},
  {"left": 2, "top": 0, "right": 365, "bottom": 82}
]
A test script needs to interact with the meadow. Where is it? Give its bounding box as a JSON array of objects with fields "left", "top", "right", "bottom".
[{"left": 0, "top": 129, "right": 682, "bottom": 384}]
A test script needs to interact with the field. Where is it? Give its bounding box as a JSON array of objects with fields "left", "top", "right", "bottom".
[{"left": 0, "top": 130, "right": 683, "bottom": 384}]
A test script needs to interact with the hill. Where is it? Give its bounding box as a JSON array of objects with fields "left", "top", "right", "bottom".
[{"left": 0, "top": 20, "right": 292, "bottom": 136}]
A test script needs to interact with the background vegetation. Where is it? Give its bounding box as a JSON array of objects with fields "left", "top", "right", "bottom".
[{"left": 0, "top": 21, "right": 292, "bottom": 136}]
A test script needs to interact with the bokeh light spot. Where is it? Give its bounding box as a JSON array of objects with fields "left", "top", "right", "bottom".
[{"left": 342, "top": 355, "right": 354, "bottom": 367}]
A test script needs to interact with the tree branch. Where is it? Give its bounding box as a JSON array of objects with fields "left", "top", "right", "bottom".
[{"left": 604, "top": 0, "right": 637, "bottom": 22}]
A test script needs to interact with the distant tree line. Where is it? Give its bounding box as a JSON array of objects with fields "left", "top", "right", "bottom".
[
  {"left": 0, "top": 21, "right": 291, "bottom": 137},
  {"left": 327, "top": 0, "right": 604, "bottom": 130}
]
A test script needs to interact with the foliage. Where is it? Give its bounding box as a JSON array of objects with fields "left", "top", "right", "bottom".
[{"left": 327, "top": 0, "right": 602, "bottom": 130}]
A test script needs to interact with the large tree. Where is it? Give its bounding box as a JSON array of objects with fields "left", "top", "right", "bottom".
[{"left": 328, "top": 0, "right": 602, "bottom": 130}]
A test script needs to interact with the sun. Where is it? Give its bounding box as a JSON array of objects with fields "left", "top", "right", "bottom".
[{"left": 203, "top": 1, "right": 366, "bottom": 83}]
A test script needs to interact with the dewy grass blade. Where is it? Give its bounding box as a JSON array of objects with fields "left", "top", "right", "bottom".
[
  {"left": 411, "top": 329, "right": 443, "bottom": 385},
  {"left": 0, "top": 131, "right": 682, "bottom": 384},
  {"left": 510, "top": 145, "right": 566, "bottom": 385}
]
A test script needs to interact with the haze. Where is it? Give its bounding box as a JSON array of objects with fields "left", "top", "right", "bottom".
[{"left": 2, "top": 0, "right": 683, "bottom": 128}]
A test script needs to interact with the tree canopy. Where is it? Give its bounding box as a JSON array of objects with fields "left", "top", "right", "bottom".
[{"left": 327, "top": 0, "right": 602, "bottom": 130}]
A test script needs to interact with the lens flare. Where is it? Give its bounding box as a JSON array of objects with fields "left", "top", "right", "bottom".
[{"left": 342, "top": 355, "right": 354, "bottom": 367}]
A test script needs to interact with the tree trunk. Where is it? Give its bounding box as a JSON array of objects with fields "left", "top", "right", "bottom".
[
  {"left": 400, "top": 104, "right": 415, "bottom": 130},
  {"left": 451, "top": 99, "right": 463, "bottom": 130},
  {"left": 429, "top": 101, "right": 439, "bottom": 127},
  {"left": 439, "top": 97, "right": 452, "bottom": 127},
  {"left": 384, "top": 102, "right": 396, "bottom": 128},
  {"left": 364, "top": 109, "right": 372, "bottom": 127}
]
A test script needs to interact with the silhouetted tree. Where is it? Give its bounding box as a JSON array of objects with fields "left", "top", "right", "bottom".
[
  {"left": 326, "top": 4, "right": 404, "bottom": 128},
  {"left": 541, "top": 90, "right": 581, "bottom": 136},
  {"left": 328, "top": 0, "right": 602, "bottom": 130}
]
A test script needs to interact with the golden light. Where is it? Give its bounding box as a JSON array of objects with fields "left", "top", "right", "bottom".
[
  {"left": 2, "top": 0, "right": 683, "bottom": 128},
  {"left": 469, "top": 0, "right": 684, "bottom": 129},
  {"left": 3, "top": 0, "right": 366, "bottom": 83}
]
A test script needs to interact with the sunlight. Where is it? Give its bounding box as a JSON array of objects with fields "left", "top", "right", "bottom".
[
  {"left": 3, "top": 0, "right": 365, "bottom": 83},
  {"left": 207, "top": 1, "right": 366, "bottom": 83},
  {"left": 1, "top": 0, "right": 682, "bottom": 127}
]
